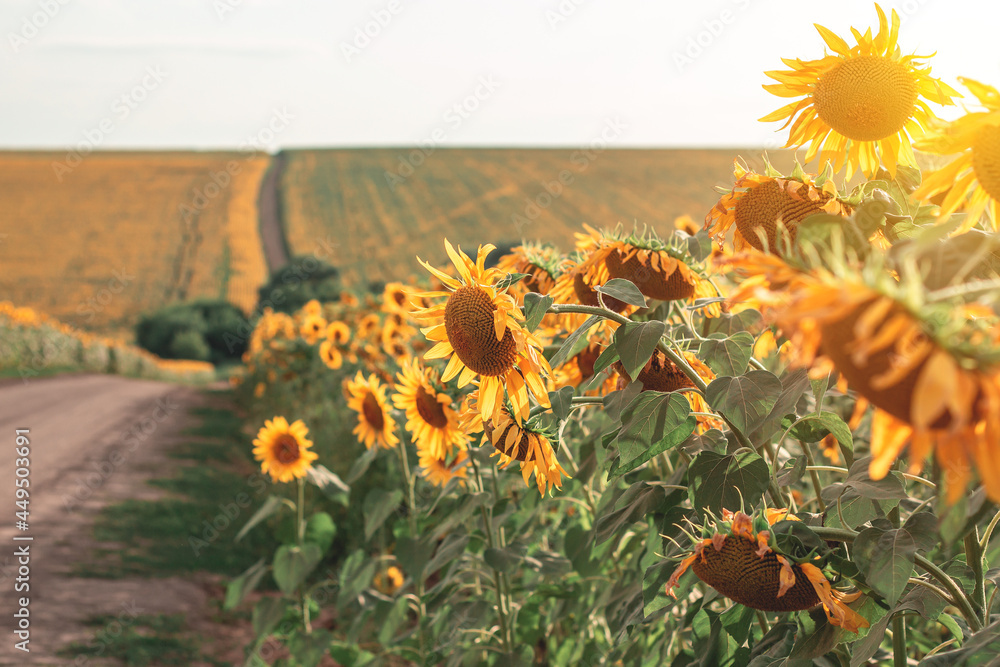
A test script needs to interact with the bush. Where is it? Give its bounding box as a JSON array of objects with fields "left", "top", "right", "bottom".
[
  {"left": 136, "top": 300, "right": 248, "bottom": 365},
  {"left": 256, "top": 255, "right": 340, "bottom": 314}
]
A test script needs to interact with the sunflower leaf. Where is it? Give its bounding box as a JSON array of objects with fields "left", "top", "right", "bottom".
[
  {"left": 273, "top": 543, "right": 323, "bottom": 595},
  {"left": 609, "top": 392, "right": 696, "bottom": 478},
  {"left": 235, "top": 495, "right": 285, "bottom": 543},
  {"left": 698, "top": 331, "right": 754, "bottom": 377},
  {"left": 224, "top": 558, "right": 267, "bottom": 611},
  {"left": 548, "top": 385, "right": 575, "bottom": 421},
  {"left": 614, "top": 320, "right": 666, "bottom": 381},
  {"left": 705, "top": 370, "right": 782, "bottom": 435},
  {"left": 252, "top": 596, "right": 286, "bottom": 639},
  {"left": 363, "top": 488, "right": 404, "bottom": 540},
  {"left": 523, "top": 292, "right": 554, "bottom": 332},
  {"left": 547, "top": 315, "right": 602, "bottom": 369},
  {"left": 688, "top": 449, "right": 770, "bottom": 517},
  {"left": 817, "top": 412, "right": 854, "bottom": 467},
  {"left": 747, "top": 368, "right": 811, "bottom": 445},
  {"left": 596, "top": 278, "right": 647, "bottom": 307},
  {"left": 307, "top": 464, "right": 350, "bottom": 507},
  {"left": 852, "top": 513, "right": 937, "bottom": 606}
]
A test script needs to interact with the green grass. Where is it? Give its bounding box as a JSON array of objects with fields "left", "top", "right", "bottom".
[
  {"left": 78, "top": 403, "right": 279, "bottom": 579},
  {"left": 58, "top": 614, "right": 212, "bottom": 666}
]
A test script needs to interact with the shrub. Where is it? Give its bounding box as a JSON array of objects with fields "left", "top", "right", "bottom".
[
  {"left": 255, "top": 255, "right": 340, "bottom": 314},
  {"left": 136, "top": 300, "right": 248, "bottom": 364}
]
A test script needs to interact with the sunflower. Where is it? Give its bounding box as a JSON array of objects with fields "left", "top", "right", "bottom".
[
  {"left": 381, "top": 282, "right": 412, "bottom": 313},
  {"left": 725, "top": 252, "right": 1000, "bottom": 503},
  {"left": 373, "top": 565, "right": 404, "bottom": 595},
  {"left": 481, "top": 408, "right": 569, "bottom": 496},
  {"left": 319, "top": 339, "right": 343, "bottom": 370},
  {"left": 345, "top": 371, "right": 400, "bottom": 450},
  {"left": 357, "top": 313, "right": 381, "bottom": 340},
  {"left": 707, "top": 161, "right": 853, "bottom": 253},
  {"left": 914, "top": 78, "right": 1000, "bottom": 232},
  {"left": 760, "top": 4, "right": 958, "bottom": 177},
  {"left": 303, "top": 299, "right": 323, "bottom": 317},
  {"left": 417, "top": 442, "right": 469, "bottom": 487},
  {"left": 252, "top": 416, "right": 318, "bottom": 483},
  {"left": 551, "top": 342, "right": 618, "bottom": 396},
  {"left": 300, "top": 314, "right": 327, "bottom": 345},
  {"left": 326, "top": 321, "right": 351, "bottom": 346},
  {"left": 495, "top": 241, "right": 561, "bottom": 297},
  {"left": 612, "top": 349, "right": 724, "bottom": 432},
  {"left": 576, "top": 226, "right": 718, "bottom": 309},
  {"left": 412, "top": 240, "right": 551, "bottom": 426},
  {"left": 392, "top": 359, "right": 468, "bottom": 458},
  {"left": 666, "top": 509, "right": 869, "bottom": 632}
]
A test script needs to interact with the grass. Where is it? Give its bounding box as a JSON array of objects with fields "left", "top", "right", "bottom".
[
  {"left": 58, "top": 614, "right": 213, "bottom": 666},
  {"left": 78, "top": 403, "right": 279, "bottom": 579}
]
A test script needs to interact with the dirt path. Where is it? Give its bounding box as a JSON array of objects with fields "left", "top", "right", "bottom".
[
  {"left": 258, "top": 151, "right": 290, "bottom": 273},
  {"left": 0, "top": 375, "right": 216, "bottom": 665}
]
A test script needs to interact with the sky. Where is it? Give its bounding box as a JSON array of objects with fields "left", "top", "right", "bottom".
[{"left": 3, "top": 0, "right": 999, "bottom": 151}]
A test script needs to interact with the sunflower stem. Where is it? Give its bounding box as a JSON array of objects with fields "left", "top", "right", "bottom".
[
  {"left": 810, "top": 526, "right": 984, "bottom": 633},
  {"left": 892, "top": 615, "right": 907, "bottom": 667},
  {"left": 468, "top": 450, "right": 513, "bottom": 655},
  {"left": 801, "top": 441, "right": 827, "bottom": 513},
  {"left": 980, "top": 505, "right": 1000, "bottom": 550},
  {"left": 394, "top": 441, "right": 428, "bottom": 661},
  {"left": 755, "top": 611, "right": 770, "bottom": 635},
  {"left": 965, "top": 529, "right": 987, "bottom": 623},
  {"left": 296, "top": 477, "right": 312, "bottom": 634}
]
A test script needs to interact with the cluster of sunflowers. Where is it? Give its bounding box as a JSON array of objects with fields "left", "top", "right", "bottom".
[{"left": 238, "top": 5, "right": 1000, "bottom": 664}]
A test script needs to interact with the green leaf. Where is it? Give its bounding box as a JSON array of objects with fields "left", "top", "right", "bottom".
[
  {"left": 497, "top": 272, "right": 531, "bottom": 291},
  {"left": 235, "top": 495, "right": 285, "bottom": 543},
  {"left": 306, "top": 465, "right": 350, "bottom": 506},
  {"left": 346, "top": 445, "right": 379, "bottom": 484},
  {"left": 329, "top": 641, "right": 376, "bottom": 667},
  {"left": 273, "top": 543, "right": 322, "bottom": 595},
  {"left": 609, "top": 392, "right": 696, "bottom": 478},
  {"left": 775, "top": 456, "right": 805, "bottom": 487},
  {"left": 287, "top": 629, "right": 333, "bottom": 667},
  {"left": 594, "top": 481, "right": 684, "bottom": 545},
  {"left": 817, "top": 412, "right": 854, "bottom": 467},
  {"left": 484, "top": 546, "right": 522, "bottom": 574},
  {"left": 917, "top": 619, "right": 1000, "bottom": 666},
  {"left": 304, "top": 512, "right": 337, "bottom": 555},
  {"left": 840, "top": 456, "right": 907, "bottom": 500},
  {"left": 705, "top": 308, "right": 762, "bottom": 336},
  {"left": 224, "top": 558, "right": 267, "bottom": 610},
  {"left": 548, "top": 315, "right": 602, "bottom": 369},
  {"left": 396, "top": 535, "right": 435, "bottom": 582},
  {"left": 698, "top": 332, "right": 754, "bottom": 377},
  {"left": 424, "top": 533, "right": 469, "bottom": 576},
  {"left": 850, "top": 586, "right": 943, "bottom": 666},
  {"left": 252, "top": 596, "right": 286, "bottom": 639},
  {"left": 689, "top": 450, "right": 770, "bottom": 517},
  {"left": 337, "top": 549, "right": 377, "bottom": 610},
  {"left": 596, "top": 278, "right": 647, "bottom": 307},
  {"left": 614, "top": 320, "right": 666, "bottom": 381},
  {"left": 548, "top": 385, "right": 575, "bottom": 421},
  {"left": 720, "top": 603, "right": 755, "bottom": 646},
  {"left": 853, "top": 527, "right": 920, "bottom": 605},
  {"left": 591, "top": 341, "right": 619, "bottom": 376},
  {"left": 363, "top": 488, "right": 403, "bottom": 540},
  {"left": 523, "top": 292, "right": 554, "bottom": 332},
  {"left": 705, "top": 370, "right": 782, "bottom": 435},
  {"left": 747, "top": 369, "right": 811, "bottom": 445}
]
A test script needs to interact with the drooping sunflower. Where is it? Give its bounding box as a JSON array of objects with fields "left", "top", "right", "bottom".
[
  {"left": 412, "top": 240, "right": 551, "bottom": 426},
  {"left": 481, "top": 407, "right": 570, "bottom": 497},
  {"left": 612, "top": 349, "right": 724, "bottom": 432},
  {"left": 707, "top": 160, "right": 853, "bottom": 253},
  {"left": 417, "top": 442, "right": 469, "bottom": 487},
  {"left": 319, "top": 339, "right": 343, "bottom": 370},
  {"left": 252, "top": 416, "right": 319, "bottom": 483},
  {"left": 392, "top": 359, "right": 468, "bottom": 459},
  {"left": 666, "top": 509, "right": 869, "bottom": 632},
  {"left": 914, "top": 78, "right": 1000, "bottom": 232},
  {"left": 576, "top": 225, "right": 718, "bottom": 309},
  {"left": 760, "top": 4, "right": 958, "bottom": 177},
  {"left": 345, "top": 371, "right": 400, "bottom": 450},
  {"left": 495, "top": 241, "right": 561, "bottom": 297},
  {"left": 725, "top": 251, "right": 1000, "bottom": 502},
  {"left": 551, "top": 342, "right": 618, "bottom": 396}
]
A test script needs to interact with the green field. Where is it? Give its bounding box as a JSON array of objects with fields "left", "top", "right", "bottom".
[{"left": 280, "top": 148, "right": 798, "bottom": 287}]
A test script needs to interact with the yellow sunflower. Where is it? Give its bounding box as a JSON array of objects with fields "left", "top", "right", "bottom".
[
  {"left": 495, "top": 241, "right": 561, "bottom": 297},
  {"left": 726, "top": 252, "right": 1000, "bottom": 503},
  {"left": 319, "top": 340, "right": 343, "bottom": 370},
  {"left": 345, "top": 371, "right": 400, "bottom": 450},
  {"left": 914, "top": 78, "right": 1000, "bottom": 232},
  {"left": 481, "top": 408, "right": 569, "bottom": 497},
  {"left": 300, "top": 314, "right": 327, "bottom": 345},
  {"left": 412, "top": 240, "right": 551, "bottom": 426},
  {"left": 760, "top": 4, "right": 958, "bottom": 177},
  {"left": 666, "top": 509, "right": 869, "bottom": 632},
  {"left": 326, "top": 321, "right": 351, "bottom": 346},
  {"left": 392, "top": 359, "right": 468, "bottom": 458},
  {"left": 373, "top": 565, "right": 404, "bottom": 595},
  {"left": 551, "top": 342, "right": 618, "bottom": 397},
  {"left": 706, "top": 161, "right": 852, "bottom": 253},
  {"left": 252, "top": 416, "right": 318, "bottom": 483},
  {"left": 417, "top": 442, "right": 468, "bottom": 487},
  {"left": 381, "top": 282, "right": 411, "bottom": 313}
]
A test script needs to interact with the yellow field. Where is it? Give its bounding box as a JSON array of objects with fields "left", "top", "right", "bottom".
[
  {"left": 0, "top": 152, "right": 269, "bottom": 338},
  {"left": 280, "top": 148, "right": 798, "bottom": 286}
]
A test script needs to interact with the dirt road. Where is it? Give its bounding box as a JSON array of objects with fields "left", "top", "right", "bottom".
[
  {"left": 258, "top": 150, "right": 290, "bottom": 273},
  {"left": 0, "top": 375, "right": 210, "bottom": 665}
]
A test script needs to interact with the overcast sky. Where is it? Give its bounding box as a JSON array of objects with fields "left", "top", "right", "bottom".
[{"left": 3, "top": 0, "right": 998, "bottom": 150}]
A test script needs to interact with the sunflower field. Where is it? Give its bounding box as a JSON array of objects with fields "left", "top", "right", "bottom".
[{"left": 228, "top": 5, "right": 1000, "bottom": 666}]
